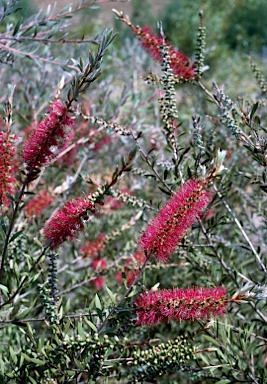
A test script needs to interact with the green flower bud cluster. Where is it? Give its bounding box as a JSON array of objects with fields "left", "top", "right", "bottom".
[
  {"left": 82, "top": 115, "right": 132, "bottom": 136},
  {"left": 60, "top": 333, "right": 121, "bottom": 378},
  {"left": 220, "top": 112, "right": 241, "bottom": 139},
  {"left": 38, "top": 253, "right": 59, "bottom": 325},
  {"left": 195, "top": 25, "right": 206, "bottom": 78},
  {"left": 109, "top": 187, "right": 153, "bottom": 210},
  {"left": 129, "top": 336, "right": 195, "bottom": 382},
  {"left": 192, "top": 116, "right": 205, "bottom": 154},
  {"left": 250, "top": 59, "right": 267, "bottom": 96},
  {"left": 160, "top": 43, "right": 179, "bottom": 121},
  {"left": 214, "top": 83, "right": 241, "bottom": 139},
  {"left": 8, "top": 234, "right": 28, "bottom": 261},
  {"left": 47, "top": 253, "right": 59, "bottom": 305},
  {"left": 39, "top": 282, "right": 59, "bottom": 325}
]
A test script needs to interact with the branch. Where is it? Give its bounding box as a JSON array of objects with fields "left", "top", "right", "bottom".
[
  {"left": 213, "top": 183, "right": 267, "bottom": 276},
  {"left": 0, "top": 42, "right": 78, "bottom": 70}
]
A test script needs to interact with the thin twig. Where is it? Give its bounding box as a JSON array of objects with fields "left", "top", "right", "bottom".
[
  {"left": 0, "top": 182, "right": 27, "bottom": 284},
  {"left": 0, "top": 43, "right": 78, "bottom": 70},
  {"left": 213, "top": 183, "right": 267, "bottom": 276},
  {"left": 198, "top": 218, "right": 239, "bottom": 287}
]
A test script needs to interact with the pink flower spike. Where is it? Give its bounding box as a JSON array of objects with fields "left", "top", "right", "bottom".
[
  {"left": 42, "top": 196, "right": 96, "bottom": 249},
  {"left": 22, "top": 99, "right": 75, "bottom": 180},
  {"left": 0, "top": 131, "right": 17, "bottom": 207},
  {"left": 135, "top": 286, "right": 227, "bottom": 326},
  {"left": 138, "top": 178, "right": 212, "bottom": 262},
  {"left": 134, "top": 25, "right": 196, "bottom": 79}
]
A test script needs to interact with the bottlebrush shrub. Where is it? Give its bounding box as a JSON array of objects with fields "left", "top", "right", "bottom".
[{"left": 0, "top": 2, "right": 267, "bottom": 384}]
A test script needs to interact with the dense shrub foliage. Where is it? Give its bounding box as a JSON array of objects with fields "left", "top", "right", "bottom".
[{"left": 0, "top": 1, "right": 267, "bottom": 383}]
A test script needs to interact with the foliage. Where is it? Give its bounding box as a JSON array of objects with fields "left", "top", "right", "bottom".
[
  {"left": 161, "top": 0, "right": 267, "bottom": 86},
  {"left": 162, "top": 0, "right": 267, "bottom": 54},
  {"left": 0, "top": 1, "right": 267, "bottom": 383}
]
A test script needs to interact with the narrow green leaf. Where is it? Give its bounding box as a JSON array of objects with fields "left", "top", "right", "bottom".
[
  {"left": 63, "top": 318, "right": 71, "bottom": 335},
  {"left": 29, "top": 377, "right": 37, "bottom": 384},
  {"left": 250, "top": 102, "right": 258, "bottom": 120},
  {"left": 216, "top": 347, "right": 228, "bottom": 363},
  {"left": 17, "top": 299, "right": 37, "bottom": 319},
  {"left": 30, "top": 358, "right": 46, "bottom": 366},
  {"left": 9, "top": 230, "right": 24, "bottom": 243},
  {"left": 77, "top": 322, "right": 86, "bottom": 340},
  {"left": 106, "top": 286, "right": 116, "bottom": 304},
  {"left": 128, "top": 287, "right": 137, "bottom": 298},
  {"left": 0, "top": 357, "right": 5, "bottom": 374},
  {"left": 202, "top": 335, "right": 220, "bottom": 346},
  {"left": 89, "top": 296, "right": 95, "bottom": 310},
  {"left": 95, "top": 293, "right": 102, "bottom": 310},
  {"left": 66, "top": 370, "right": 76, "bottom": 375},
  {"left": 5, "top": 192, "right": 15, "bottom": 201},
  {"left": 9, "top": 346, "right": 18, "bottom": 364},
  {"left": 74, "top": 358, "right": 85, "bottom": 370},
  {"left": 85, "top": 319, "right": 97, "bottom": 333},
  {"left": 0, "top": 284, "right": 9, "bottom": 294},
  {"left": 21, "top": 352, "right": 32, "bottom": 362},
  {"left": 65, "top": 298, "right": 70, "bottom": 314},
  {"left": 1, "top": 218, "right": 6, "bottom": 234},
  {"left": 13, "top": 18, "right": 23, "bottom": 36},
  {"left": 198, "top": 353, "right": 209, "bottom": 365},
  {"left": 19, "top": 354, "right": 24, "bottom": 367}
]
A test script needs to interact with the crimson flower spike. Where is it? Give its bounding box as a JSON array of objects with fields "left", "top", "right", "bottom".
[
  {"left": 42, "top": 196, "right": 96, "bottom": 249},
  {"left": 135, "top": 25, "right": 196, "bottom": 79},
  {"left": 113, "top": 10, "right": 196, "bottom": 80},
  {"left": 0, "top": 131, "right": 17, "bottom": 207},
  {"left": 22, "top": 98, "right": 75, "bottom": 181},
  {"left": 138, "top": 178, "right": 212, "bottom": 262},
  {"left": 135, "top": 286, "right": 228, "bottom": 326}
]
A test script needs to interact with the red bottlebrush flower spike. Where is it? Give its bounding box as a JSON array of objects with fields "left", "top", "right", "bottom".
[
  {"left": 26, "top": 190, "right": 54, "bottom": 219},
  {"left": 0, "top": 131, "right": 17, "bottom": 207},
  {"left": 42, "top": 196, "right": 96, "bottom": 249},
  {"left": 135, "top": 286, "right": 227, "bottom": 326},
  {"left": 22, "top": 99, "right": 75, "bottom": 179},
  {"left": 134, "top": 25, "right": 196, "bottom": 79},
  {"left": 139, "top": 178, "right": 212, "bottom": 262},
  {"left": 80, "top": 233, "right": 105, "bottom": 258}
]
